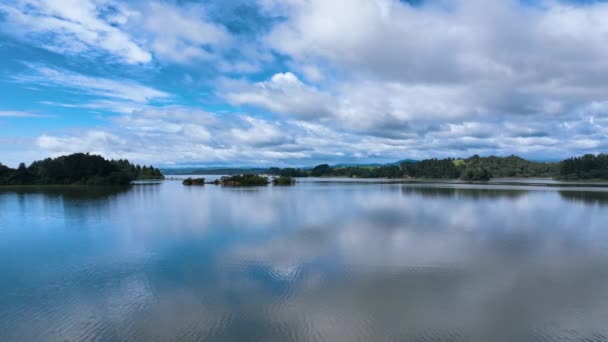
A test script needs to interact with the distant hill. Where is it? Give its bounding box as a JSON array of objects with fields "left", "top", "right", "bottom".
[
  {"left": 332, "top": 160, "right": 417, "bottom": 168},
  {"left": 163, "top": 159, "right": 420, "bottom": 175},
  {"left": 161, "top": 167, "right": 270, "bottom": 175}
]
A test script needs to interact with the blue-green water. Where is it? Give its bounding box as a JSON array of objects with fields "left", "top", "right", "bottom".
[{"left": 2, "top": 180, "right": 608, "bottom": 341}]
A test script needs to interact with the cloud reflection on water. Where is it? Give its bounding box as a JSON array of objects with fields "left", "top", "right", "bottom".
[{"left": 3, "top": 182, "right": 608, "bottom": 341}]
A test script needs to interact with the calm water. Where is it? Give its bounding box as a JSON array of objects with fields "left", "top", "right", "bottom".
[{"left": 2, "top": 180, "right": 608, "bottom": 341}]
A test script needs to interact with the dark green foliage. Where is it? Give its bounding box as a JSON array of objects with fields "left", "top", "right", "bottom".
[
  {"left": 460, "top": 167, "right": 491, "bottom": 181},
  {"left": 213, "top": 174, "right": 270, "bottom": 186},
  {"left": 330, "top": 165, "right": 403, "bottom": 178},
  {"left": 558, "top": 154, "right": 608, "bottom": 180},
  {"left": 7, "top": 163, "right": 36, "bottom": 185},
  {"left": 268, "top": 167, "right": 309, "bottom": 177},
  {"left": 401, "top": 155, "right": 558, "bottom": 180},
  {"left": 461, "top": 155, "right": 556, "bottom": 178},
  {"left": 311, "top": 164, "right": 332, "bottom": 177},
  {"left": 0, "top": 153, "right": 164, "bottom": 186},
  {"left": 0, "top": 163, "right": 13, "bottom": 184},
  {"left": 272, "top": 176, "right": 295, "bottom": 185},
  {"left": 137, "top": 165, "right": 165, "bottom": 180},
  {"left": 112, "top": 159, "right": 164, "bottom": 180},
  {"left": 269, "top": 164, "right": 403, "bottom": 178},
  {"left": 183, "top": 177, "right": 205, "bottom": 186},
  {"left": 402, "top": 159, "right": 459, "bottom": 179}
]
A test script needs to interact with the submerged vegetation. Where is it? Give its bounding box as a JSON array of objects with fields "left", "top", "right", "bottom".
[{"left": 0, "top": 153, "right": 164, "bottom": 186}]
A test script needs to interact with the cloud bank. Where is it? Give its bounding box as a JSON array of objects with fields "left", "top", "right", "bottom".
[{"left": 1, "top": 0, "right": 607, "bottom": 166}]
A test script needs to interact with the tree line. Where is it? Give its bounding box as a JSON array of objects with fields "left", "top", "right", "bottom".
[
  {"left": 0, "top": 153, "right": 164, "bottom": 186},
  {"left": 2, "top": 153, "right": 607, "bottom": 185},
  {"left": 401, "top": 155, "right": 557, "bottom": 181},
  {"left": 267, "top": 164, "right": 403, "bottom": 178},
  {"left": 557, "top": 154, "right": 608, "bottom": 180},
  {"left": 268, "top": 154, "right": 606, "bottom": 181}
]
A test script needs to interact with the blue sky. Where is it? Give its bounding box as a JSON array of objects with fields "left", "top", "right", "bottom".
[{"left": 1, "top": 0, "right": 607, "bottom": 167}]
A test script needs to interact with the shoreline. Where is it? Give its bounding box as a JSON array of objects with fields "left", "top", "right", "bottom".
[
  {"left": 165, "top": 175, "right": 608, "bottom": 188},
  {"left": 4, "top": 177, "right": 608, "bottom": 190}
]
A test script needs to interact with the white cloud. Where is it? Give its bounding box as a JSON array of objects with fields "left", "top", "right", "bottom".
[
  {"left": 29, "top": 106, "right": 607, "bottom": 166},
  {"left": 227, "top": 116, "right": 292, "bottom": 147},
  {"left": 0, "top": 0, "right": 236, "bottom": 65},
  {"left": 258, "top": 0, "right": 608, "bottom": 120},
  {"left": 136, "top": 2, "right": 230, "bottom": 64},
  {"left": 37, "top": 131, "right": 127, "bottom": 154},
  {"left": 0, "top": 110, "right": 47, "bottom": 118},
  {"left": 15, "top": 65, "right": 170, "bottom": 104},
  {"left": 263, "top": 0, "right": 608, "bottom": 86},
  {"left": 5, "top": 0, "right": 608, "bottom": 164},
  {"left": 218, "top": 0, "right": 608, "bottom": 158},
  {"left": 0, "top": 0, "right": 151, "bottom": 63},
  {"left": 224, "top": 72, "right": 475, "bottom": 136},
  {"left": 224, "top": 72, "right": 334, "bottom": 120},
  {"left": 29, "top": 105, "right": 374, "bottom": 165}
]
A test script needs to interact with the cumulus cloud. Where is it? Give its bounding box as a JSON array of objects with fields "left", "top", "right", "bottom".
[
  {"left": 224, "top": 72, "right": 334, "bottom": 120},
  {"left": 264, "top": 0, "right": 608, "bottom": 112},
  {"left": 37, "top": 131, "right": 127, "bottom": 154},
  {"left": 4, "top": 0, "right": 608, "bottom": 164},
  {"left": 262, "top": 0, "right": 608, "bottom": 86},
  {"left": 220, "top": 0, "right": 608, "bottom": 158},
  {"left": 135, "top": 2, "right": 230, "bottom": 64},
  {"left": 30, "top": 102, "right": 443, "bottom": 166},
  {"left": 32, "top": 106, "right": 321, "bottom": 165}
]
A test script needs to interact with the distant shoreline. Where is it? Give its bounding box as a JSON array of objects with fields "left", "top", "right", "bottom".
[
  {"left": 4, "top": 177, "right": 608, "bottom": 191},
  {"left": 162, "top": 175, "right": 608, "bottom": 188}
]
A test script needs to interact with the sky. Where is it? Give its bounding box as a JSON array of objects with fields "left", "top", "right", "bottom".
[{"left": 1, "top": 0, "right": 607, "bottom": 167}]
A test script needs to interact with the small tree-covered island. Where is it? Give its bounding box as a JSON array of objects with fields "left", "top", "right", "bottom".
[
  {"left": 210, "top": 175, "right": 271, "bottom": 186},
  {"left": 183, "top": 175, "right": 296, "bottom": 186},
  {"left": 0, "top": 153, "right": 164, "bottom": 186}
]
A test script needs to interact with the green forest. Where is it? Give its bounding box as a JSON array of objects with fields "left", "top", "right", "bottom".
[
  {"left": 401, "top": 155, "right": 557, "bottom": 181},
  {"left": 267, "top": 154, "right": 606, "bottom": 181},
  {"left": 0, "top": 153, "right": 164, "bottom": 186},
  {"left": 557, "top": 154, "right": 608, "bottom": 180}
]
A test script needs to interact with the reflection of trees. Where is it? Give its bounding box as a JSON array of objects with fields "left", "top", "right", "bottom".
[
  {"left": 1, "top": 186, "right": 135, "bottom": 230},
  {"left": 401, "top": 186, "right": 528, "bottom": 199},
  {"left": 559, "top": 191, "right": 608, "bottom": 206},
  {"left": 0, "top": 185, "right": 131, "bottom": 201}
]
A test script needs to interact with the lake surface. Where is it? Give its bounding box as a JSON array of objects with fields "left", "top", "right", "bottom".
[{"left": 2, "top": 179, "right": 608, "bottom": 341}]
